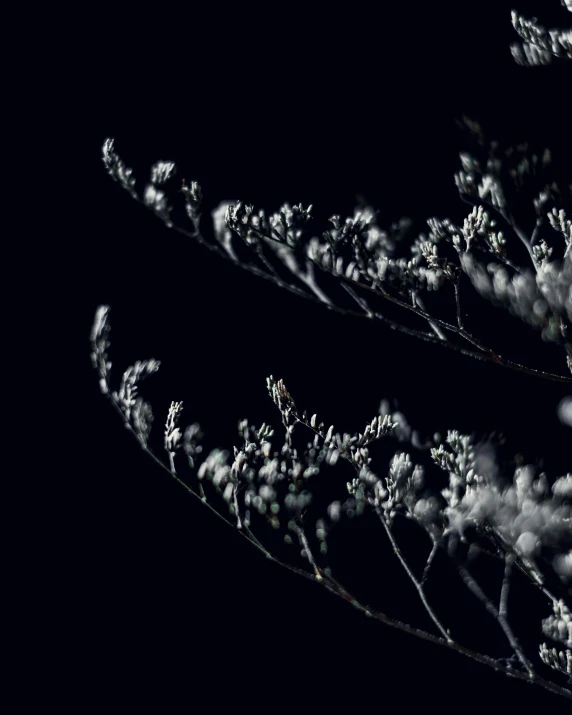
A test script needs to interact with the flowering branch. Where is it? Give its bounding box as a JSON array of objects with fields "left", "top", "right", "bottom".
[
  {"left": 93, "top": 3, "right": 572, "bottom": 701},
  {"left": 91, "top": 305, "right": 572, "bottom": 699}
]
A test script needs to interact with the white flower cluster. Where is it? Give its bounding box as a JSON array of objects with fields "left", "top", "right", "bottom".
[
  {"left": 143, "top": 161, "right": 177, "bottom": 227},
  {"left": 511, "top": 5, "right": 572, "bottom": 67},
  {"left": 539, "top": 598, "right": 572, "bottom": 678},
  {"left": 542, "top": 599, "right": 572, "bottom": 648},
  {"left": 164, "top": 400, "right": 184, "bottom": 453},
  {"left": 90, "top": 304, "right": 111, "bottom": 394},
  {"left": 537, "top": 256, "right": 572, "bottom": 323},
  {"left": 461, "top": 254, "right": 569, "bottom": 341},
  {"left": 115, "top": 359, "right": 160, "bottom": 445},
  {"left": 101, "top": 138, "right": 138, "bottom": 199},
  {"left": 197, "top": 448, "right": 231, "bottom": 487},
  {"left": 150, "top": 161, "right": 176, "bottom": 186},
  {"left": 548, "top": 208, "right": 572, "bottom": 258},
  {"left": 436, "top": 443, "right": 572, "bottom": 584},
  {"left": 539, "top": 642, "right": 571, "bottom": 677}
]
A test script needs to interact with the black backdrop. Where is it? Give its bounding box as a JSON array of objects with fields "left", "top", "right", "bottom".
[{"left": 56, "top": 0, "right": 572, "bottom": 709}]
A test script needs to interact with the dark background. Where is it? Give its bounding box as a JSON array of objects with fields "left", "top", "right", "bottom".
[{"left": 53, "top": 0, "right": 572, "bottom": 709}]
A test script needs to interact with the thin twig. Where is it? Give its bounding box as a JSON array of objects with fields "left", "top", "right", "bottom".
[
  {"left": 421, "top": 539, "right": 440, "bottom": 586},
  {"left": 499, "top": 553, "right": 515, "bottom": 619},
  {"left": 499, "top": 209, "right": 537, "bottom": 269},
  {"left": 454, "top": 276, "right": 464, "bottom": 330},
  {"left": 413, "top": 290, "right": 448, "bottom": 340},
  {"left": 455, "top": 559, "right": 535, "bottom": 677},
  {"left": 373, "top": 504, "right": 453, "bottom": 642}
]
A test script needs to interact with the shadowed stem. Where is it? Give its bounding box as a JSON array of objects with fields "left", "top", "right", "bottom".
[
  {"left": 499, "top": 553, "right": 515, "bottom": 619},
  {"left": 454, "top": 558, "right": 535, "bottom": 677},
  {"left": 372, "top": 503, "right": 453, "bottom": 643}
]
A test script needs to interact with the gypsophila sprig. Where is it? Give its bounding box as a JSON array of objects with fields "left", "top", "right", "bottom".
[
  {"left": 102, "top": 138, "right": 138, "bottom": 200},
  {"left": 150, "top": 161, "right": 176, "bottom": 186},
  {"left": 539, "top": 643, "right": 572, "bottom": 677},
  {"left": 91, "top": 302, "right": 572, "bottom": 698},
  {"left": 510, "top": 5, "right": 572, "bottom": 66},
  {"left": 100, "top": 114, "right": 572, "bottom": 381},
  {"left": 143, "top": 185, "right": 172, "bottom": 227},
  {"left": 114, "top": 359, "right": 160, "bottom": 445},
  {"left": 94, "top": 3, "right": 572, "bottom": 701},
  {"left": 90, "top": 304, "right": 111, "bottom": 394},
  {"left": 165, "top": 400, "right": 184, "bottom": 473}
]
